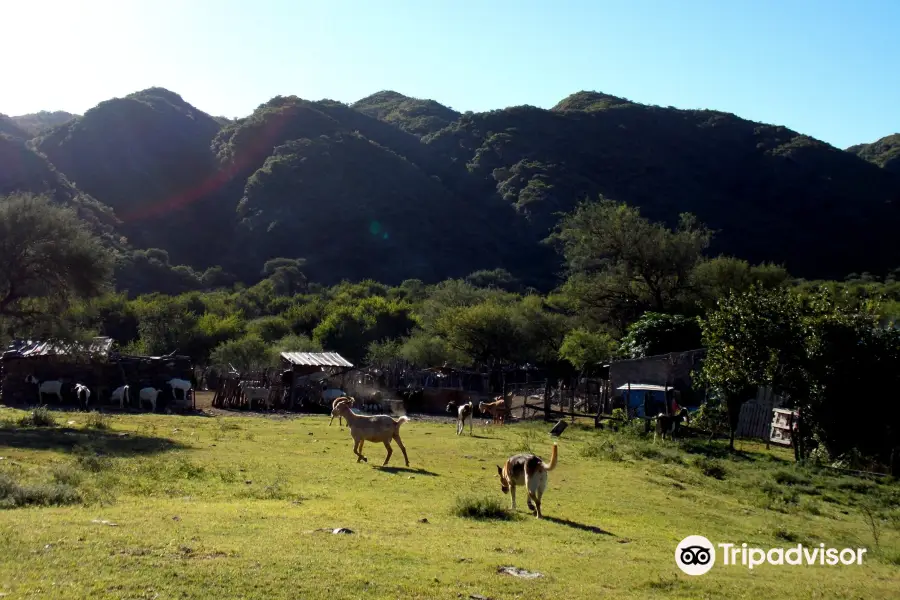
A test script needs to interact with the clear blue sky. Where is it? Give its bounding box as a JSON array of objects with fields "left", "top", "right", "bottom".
[{"left": 4, "top": 0, "right": 898, "bottom": 148}]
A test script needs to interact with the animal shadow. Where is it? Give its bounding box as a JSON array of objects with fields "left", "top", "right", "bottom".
[
  {"left": 542, "top": 515, "right": 614, "bottom": 536},
  {"left": 374, "top": 466, "right": 440, "bottom": 477}
]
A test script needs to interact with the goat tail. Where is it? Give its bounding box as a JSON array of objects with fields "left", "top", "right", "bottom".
[
  {"left": 394, "top": 415, "right": 410, "bottom": 426},
  {"left": 543, "top": 442, "right": 559, "bottom": 472}
]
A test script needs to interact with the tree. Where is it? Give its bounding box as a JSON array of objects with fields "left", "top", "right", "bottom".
[
  {"left": 210, "top": 334, "right": 279, "bottom": 372},
  {"left": 0, "top": 193, "right": 112, "bottom": 333},
  {"left": 618, "top": 312, "right": 702, "bottom": 359},
  {"left": 697, "top": 286, "right": 808, "bottom": 450},
  {"left": 465, "top": 268, "right": 520, "bottom": 292},
  {"left": 398, "top": 330, "right": 468, "bottom": 368},
  {"left": 558, "top": 328, "right": 617, "bottom": 371},
  {"left": 690, "top": 256, "right": 790, "bottom": 311},
  {"left": 549, "top": 197, "right": 712, "bottom": 332},
  {"left": 261, "top": 258, "right": 307, "bottom": 296},
  {"left": 435, "top": 300, "right": 523, "bottom": 366}
]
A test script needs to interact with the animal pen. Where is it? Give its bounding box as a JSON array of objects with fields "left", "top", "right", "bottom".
[
  {"left": 1, "top": 337, "right": 195, "bottom": 411},
  {"left": 211, "top": 351, "right": 355, "bottom": 411}
]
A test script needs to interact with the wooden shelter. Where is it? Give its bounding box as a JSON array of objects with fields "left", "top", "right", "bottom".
[{"left": 281, "top": 352, "right": 354, "bottom": 409}]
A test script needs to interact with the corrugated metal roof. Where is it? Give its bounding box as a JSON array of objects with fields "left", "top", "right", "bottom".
[
  {"left": 3, "top": 336, "right": 114, "bottom": 359},
  {"left": 280, "top": 351, "right": 353, "bottom": 368},
  {"left": 617, "top": 384, "right": 670, "bottom": 392}
]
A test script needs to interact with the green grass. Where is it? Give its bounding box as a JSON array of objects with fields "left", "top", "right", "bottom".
[{"left": 0, "top": 408, "right": 897, "bottom": 599}]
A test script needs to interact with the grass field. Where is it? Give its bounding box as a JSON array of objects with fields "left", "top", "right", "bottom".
[{"left": 0, "top": 404, "right": 898, "bottom": 600}]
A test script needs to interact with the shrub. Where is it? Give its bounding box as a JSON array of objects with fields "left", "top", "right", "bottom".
[
  {"left": 85, "top": 411, "right": 111, "bottom": 430},
  {"left": 773, "top": 469, "right": 811, "bottom": 486},
  {"left": 0, "top": 473, "right": 81, "bottom": 508},
  {"left": 452, "top": 494, "right": 514, "bottom": 520},
  {"left": 773, "top": 526, "right": 800, "bottom": 542},
  {"left": 694, "top": 456, "right": 727, "bottom": 480},
  {"left": 17, "top": 406, "right": 56, "bottom": 428},
  {"left": 51, "top": 463, "right": 85, "bottom": 486}
]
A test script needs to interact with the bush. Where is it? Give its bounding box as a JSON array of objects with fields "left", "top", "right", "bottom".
[
  {"left": 85, "top": 411, "right": 111, "bottom": 430},
  {"left": 51, "top": 463, "right": 85, "bottom": 486},
  {"left": 772, "top": 469, "right": 811, "bottom": 486},
  {"left": 452, "top": 494, "right": 514, "bottom": 520},
  {"left": 17, "top": 406, "right": 56, "bottom": 428},
  {"left": 694, "top": 456, "right": 727, "bottom": 480},
  {"left": 580, "top": 438, "right": 625, "bottom": 462},
  {"left": 0, "top": 473, "right": 81, "bottom": 508}
]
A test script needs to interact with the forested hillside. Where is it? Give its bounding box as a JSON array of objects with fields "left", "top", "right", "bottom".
[
  {"left": 9, "top": 110, "right": 78, "bottom": 136},
  {"left": 849, "top": 133, "right": 900, "bottom": 175},
  {"left": 3, "top": 87, "right": 900, "bottom": 294}
]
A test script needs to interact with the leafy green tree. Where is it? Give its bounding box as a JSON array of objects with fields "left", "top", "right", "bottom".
[
  {"left": 558, "top": 328, "right": 618, "bottom": 371},
  {"left": 398, "top": 330, "right": 468, "bottom": 367},
  {"left": 313, "top": 296, "right": 416, "bottom": 363},
  {"left": 800, "top": 296, "right": 900, "bottom": 464},
  {"left": 366, "top": 339, "right": 403, "bottom": 366},
  {"left": 550, "top": 197, "right": 712, "bottom": 332},
  {"left": 0, "top": 193, "right": 112, "bottom": 333},
  {"left": 619, "top": 312, "right": 702, "bottom": 359},
  {"left": 246, "top": 315, "right": 292, "bottom": 344},
  {"left": 261, "top": 258, "right": 308, "bottom": 296},
  {"left": 435, "top": 300, "right": 523, "bottom": 366},
  {"left": 511, "top": 295, "right": 570, "bottom": 363},
  {"left": 465, "top": 268, "right": 520, "bottom": 292},
  {"left": 697, "top": 286, "right": 808, "bottom": 449},
  {"left": 690, "top": 256, "right": 790, "bottom": 311},
  {"left": 209, "top": 334, "right": 278, "bottom": 372},
  {"left": 273, "top": 333, "right": 321, "bottom": 354}
]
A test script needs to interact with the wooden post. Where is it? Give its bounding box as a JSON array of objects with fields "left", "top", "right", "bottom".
[
  {"left": 627, "top": 381, "right": 631, "bottom": 420},
  {"left": 543, "top": 379, "right": 552, "bottom": 422},
  {"left": 570, "top": 377, "right": 575, "bottom": 424}
]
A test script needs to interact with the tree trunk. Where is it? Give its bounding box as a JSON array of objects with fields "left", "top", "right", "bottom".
[{"left": 727, "top": 396, "right": 741, "bottom": 451}]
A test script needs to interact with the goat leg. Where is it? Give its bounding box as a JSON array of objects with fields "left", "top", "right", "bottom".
[
  {"left": 393, "top": 433, "right": 409, "bottom": 467},
  {"left": 382, "top": 441, "right": 393, "bottom": 466}
]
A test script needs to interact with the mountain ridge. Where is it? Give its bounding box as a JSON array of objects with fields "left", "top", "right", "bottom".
[{"left": 4, "top": 86, "right": 899, "bottom": 293}]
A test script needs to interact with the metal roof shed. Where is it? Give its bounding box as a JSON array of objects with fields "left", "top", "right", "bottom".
[
  {"left": 280, "top": 352, "right": 354, "bottom": 368},
  {"left": 280, "top": 352, "right": 355, "bottom": 409}
]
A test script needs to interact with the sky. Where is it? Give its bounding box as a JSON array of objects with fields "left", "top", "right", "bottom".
[{"left": 3, "top": 0, "right": 898, "bottom": 149}]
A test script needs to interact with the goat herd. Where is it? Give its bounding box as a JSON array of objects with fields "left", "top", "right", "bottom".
[{"left": 23, "top": 375, "right": 193, "bottom": 412}]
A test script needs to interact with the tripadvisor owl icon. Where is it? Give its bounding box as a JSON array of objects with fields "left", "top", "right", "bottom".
[{"left": 676, "top": 535, "right": 716, "bottom": 575}]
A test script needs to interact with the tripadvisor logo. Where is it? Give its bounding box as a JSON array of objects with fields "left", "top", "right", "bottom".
[{"left": 675, "top": 535, "right": 867, "bottom": 575}]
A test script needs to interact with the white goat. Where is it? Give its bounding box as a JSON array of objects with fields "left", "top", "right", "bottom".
[
  {"left": 74, "top": 383, "right": 91, "bottom": 410},
  {"left": 333, "top": 402, "right": 410, "bottom": 467},
  {"left": 25, "top": 375, "right": 63, "bottom": 403},
  {"left": 139, "top": 387, "right": 162, "bottom": 412},
  {"left": 243, "top": 386, "right": 270, "bottom": 410},
  {"left": 111, "top": 385, "right": 131, "bottom": 409},
  {"left": 329, "top": 396, "right": 354, "bottom": 427},
  {"left": 167, "top": 378, "right": 192, "bottom": 406}
]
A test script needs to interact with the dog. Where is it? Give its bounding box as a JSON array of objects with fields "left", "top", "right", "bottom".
[
  {"left": 655, "top": 408, "right": 690, "bottom": 442},
  {"left": 447, "top": 400, "right": 473, "bottom": 436},
  {"left": 497, "top": 442, "right": 558, "bottom": 518}
]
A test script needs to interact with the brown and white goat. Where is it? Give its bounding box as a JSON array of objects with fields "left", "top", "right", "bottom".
[
  {"left": 329, "top": 396, "right": 355, "bottom": 427},
  {"left": 479, "top": 397, "right": 507, "bottom": 425},
  {"left": 333, "top": 401, "right": 410, "bottom": 467}
]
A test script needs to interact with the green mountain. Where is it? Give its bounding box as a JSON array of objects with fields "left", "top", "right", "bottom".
[
  {"left": 10, "top": 110, "right": 78, "bottom": 136},
  {"left": 848, "top": 134, "right": 900, "bottom": 175},
  {"left": 352, "top": 91, "right": 460, "bottom": 137},
  {"left": 5, "top": 87, "right": 900, "bottom": 293}
]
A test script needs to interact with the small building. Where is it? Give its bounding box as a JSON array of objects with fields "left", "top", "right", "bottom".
[
  {"left": 281, "top": 351, "right": 354, "bottom": 408},
  {"left": 608, "top": 349, "right": 706, "bottom": 411},
  {"left": 1, "top": 336, "right": 193, "bottom": 410}
]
